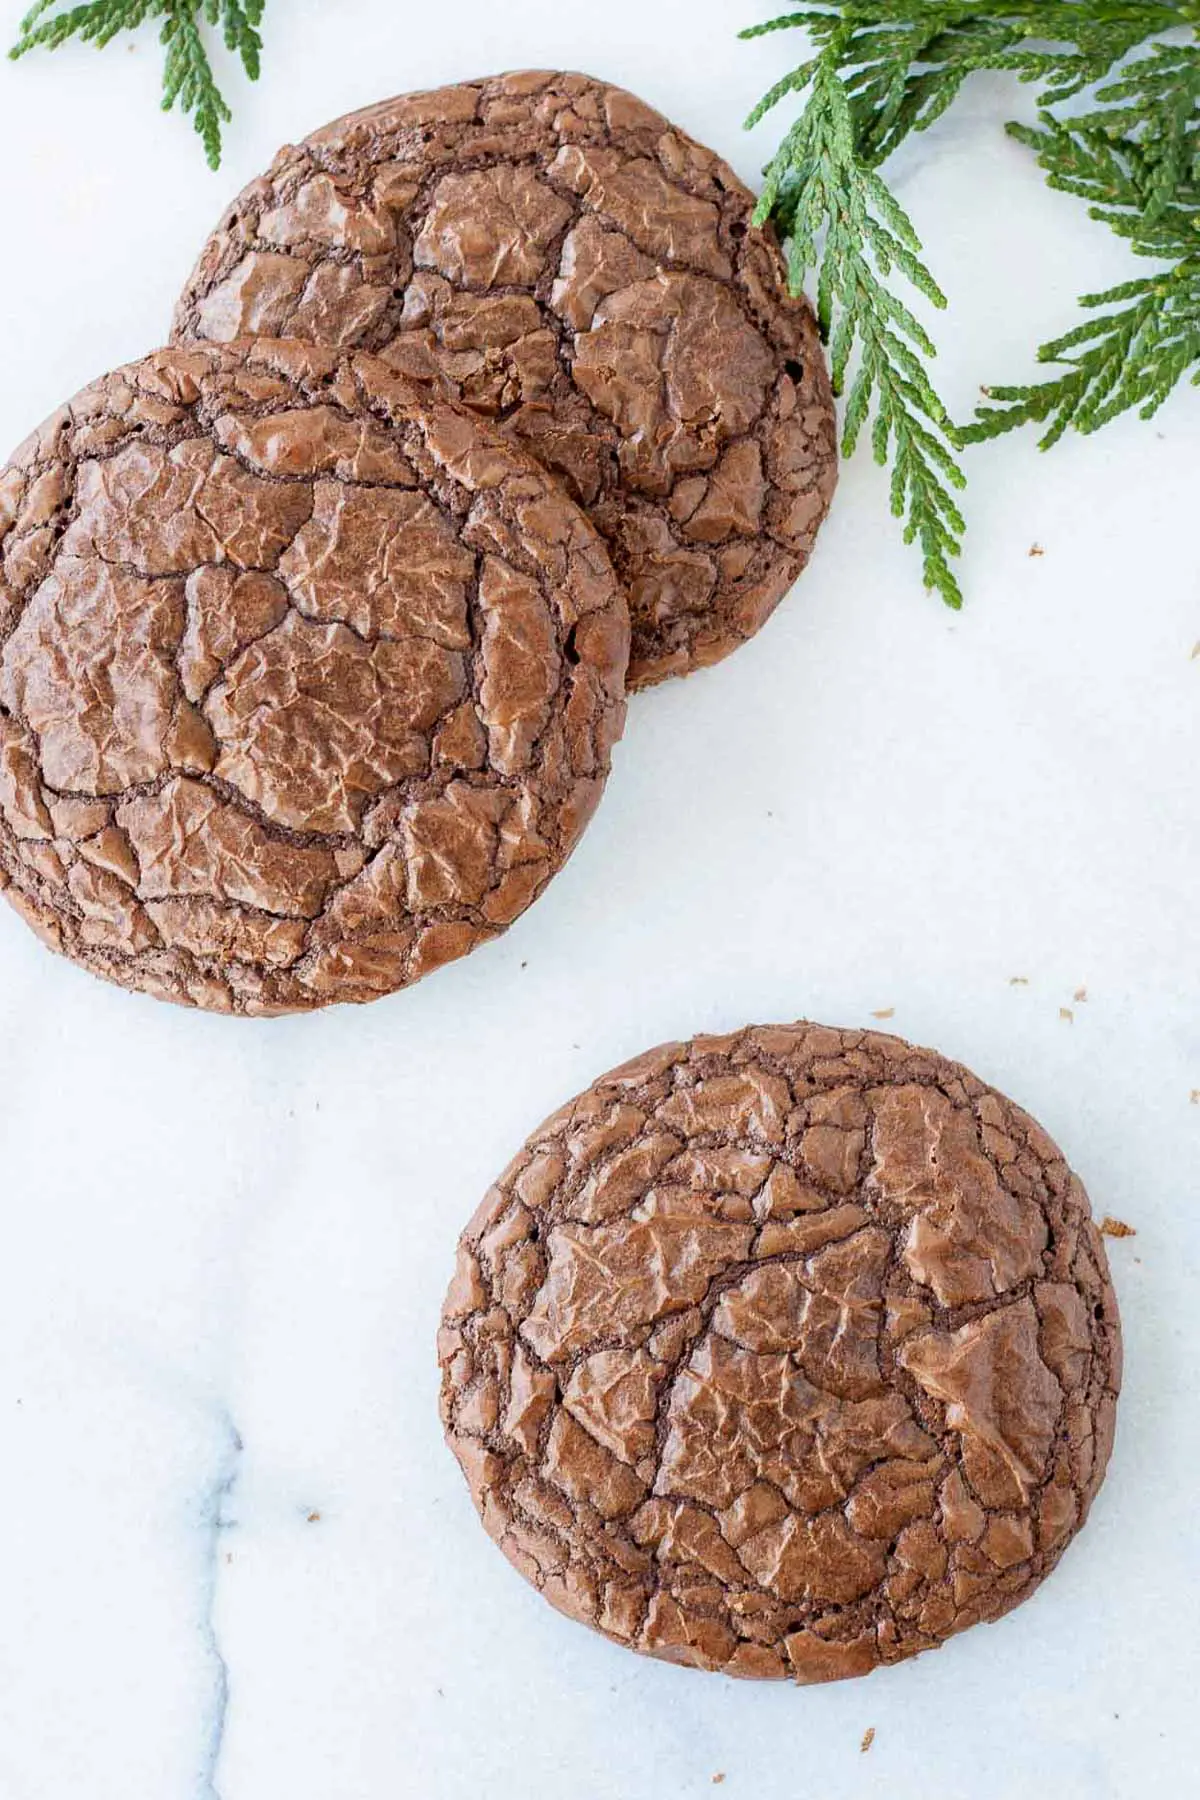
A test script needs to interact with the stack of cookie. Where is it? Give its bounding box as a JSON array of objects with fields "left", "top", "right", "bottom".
[{"left": 0, "top": 71, "right": 838, "bottom": 1014}]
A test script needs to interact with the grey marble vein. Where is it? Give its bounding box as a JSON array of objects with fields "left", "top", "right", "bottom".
[{"left": 197, "top": 1415, "right": 242, "bottom": 1800}]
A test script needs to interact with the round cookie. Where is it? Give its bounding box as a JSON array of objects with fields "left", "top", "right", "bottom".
[
  {"left": 172, "top": 70, "right": 839, "bottom": 689},
  {"left": 0, "top": 338, "right": 628, "bottom": 1014},
  {"left": 439, "top": 1022, "right": 1121, "bottom": 1682}
]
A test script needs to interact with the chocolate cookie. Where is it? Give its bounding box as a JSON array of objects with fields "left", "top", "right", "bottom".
[
  {"left": 172, "top": 71, "right": 839, "bottom": 689},
  {"left": 439, "top": 1023, "right": 1121, "bottom": 1682},
  {"left": 0, "top": 339, "right": 628, "bottom": 1013}
]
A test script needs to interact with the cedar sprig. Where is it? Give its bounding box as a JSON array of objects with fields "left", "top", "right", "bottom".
[
  {"left": 745, "top": 2, "right": 1200, "bottom": 603},
  {"left": 743, "top": 4, "right": 1189, "bottom": 169},
  {"left": 744, "top": 10, "right": 972, "bottom": 606},
  {"left": 966, "top": 43, "right": 1200, "bottom": 443},
  {"left": 9, "top": 0, "right": 265, "bottom": 169},
  {"left": 750, "top": 54, "right": 966, "bottom": 605}
]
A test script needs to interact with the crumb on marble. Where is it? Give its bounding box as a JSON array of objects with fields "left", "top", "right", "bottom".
[
  {"left": 1028, "top": 543, "right": 1044, "bottom": 557},
  {"left": 871, "top": 1007, "right": 895, "bottom": 1020},
  {"left": 307, "top": 1510, "right": 321, "bottom": 1523},
  {"left": 1009, "top": 976, "right": 1029, "bottom": 986},
  {"left": 712, "top": 1776, "right": 726, "bottom": 1787},
  {"left": 861, "top": 1728, "right": 876, "bottom": 1753},
  {"left": 1074, "top": 986, "right": 1088, "bottom": 1002},
  {"left": 1060, "top": 1007, "right": 1074, "bottom": 1023},
  {"left": 1100, "top": 1217, "right": 1136, "bottom": 1239}
]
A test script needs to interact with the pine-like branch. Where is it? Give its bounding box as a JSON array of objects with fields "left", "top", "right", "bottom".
[
  {"left": 9, "top": 0, "right": 266, "bottom": 168},
  {"left": 743, "top": 4, "right": 1187, "bottom": 165},
  {"left": 745, "top": 1, "right": 1200, "bottom": 604},
  {"left": 748, "top": 52, "right": 967, "bottom": 606},
  {"left": 967, "top": 43, "right": 1200, "bottom": 443}
]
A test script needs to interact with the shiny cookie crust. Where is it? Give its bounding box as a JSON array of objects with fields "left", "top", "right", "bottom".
[
  {"left": 172, "top": 71, "right": 839, "bottom": 688},
  {"left": 0, "top": 338, "right": 628, "bottom": 1013},
  {"left": 439, "top": 1022, "right": 1121, "bottom": 1681}
]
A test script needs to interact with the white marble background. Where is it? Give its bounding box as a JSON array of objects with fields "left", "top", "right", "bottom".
[{"left": 0, "top": 4, "right": 1196, "bottom": 1797}]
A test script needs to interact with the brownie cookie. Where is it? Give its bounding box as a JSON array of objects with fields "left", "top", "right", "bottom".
[
  {"left": 439, "top": 1023, "right": 1121, "bottom": 1681},
  {"left": 0, "top": 339, "right": 628, "bottom": 1013},
  {"left": 172, "top": 71, "right": 839, "bottom": 688}
]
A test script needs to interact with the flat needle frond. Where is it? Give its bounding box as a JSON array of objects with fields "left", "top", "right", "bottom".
[
  {"left": 744, "top": 33, "right": 966, "bottom": 607},
  {"left": 10, "top": 0, "right": 266, "bottom": 167}
]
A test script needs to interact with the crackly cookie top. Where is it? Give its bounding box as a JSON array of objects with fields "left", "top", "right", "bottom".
[
  {"left": 439, "top": 1023, "right": 1121, "bottom": 1682},
  {"left": 0, "top": 339, "right": 628, "bottom": 1014},
  {"left": 172, "top": 71, "right": 839, "bottom": 688}
]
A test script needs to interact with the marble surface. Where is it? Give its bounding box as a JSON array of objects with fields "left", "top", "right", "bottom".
[{"left": 0, "top": 5, "right": 1197, "bottom": 1797}]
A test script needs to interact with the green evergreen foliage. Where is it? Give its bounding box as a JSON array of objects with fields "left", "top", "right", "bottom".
[
  {"left": 744, "top": 2, "right": 1200, "bottom": 601},
  {"left": 10, "top": 0, "right": 265, "bottom": 168}
]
